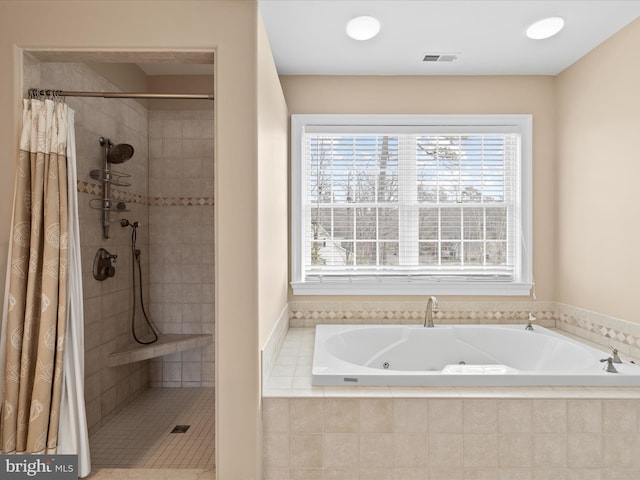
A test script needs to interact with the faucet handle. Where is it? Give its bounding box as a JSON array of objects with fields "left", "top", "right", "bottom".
[
  {"left": 609, "top": 346, "right": 622, "bottom": 363},
  {"left": 525, "top": 312, "right": 536, "bottom": 330},
  {"left": 600, "top": 357, "right": 619, "bottom": 373}
]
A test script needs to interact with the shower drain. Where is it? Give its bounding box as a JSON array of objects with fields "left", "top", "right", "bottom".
[{"left": 171, "top": 425, "right": 190, "bottom": 433}]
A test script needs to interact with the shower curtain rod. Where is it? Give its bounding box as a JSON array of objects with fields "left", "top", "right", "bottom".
[{"left": 28, "top": 88, "right": 214, "bottom": 101}]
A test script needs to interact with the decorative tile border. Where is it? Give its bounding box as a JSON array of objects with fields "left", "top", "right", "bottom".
[
  {"left": 289, "top": 300, "right": 557, "bottom": 328},
  {"left": 148, "top": 196, "right": 214, "bottom": 207},
  {"left": 288, "top": 300, "right": 640, "bottom": 361},
  {"left": 77, "top": 180, "right": 214, "bottom": 207},
  {"left": 556, "top": 303, "right": 640, "bottom": 361}
]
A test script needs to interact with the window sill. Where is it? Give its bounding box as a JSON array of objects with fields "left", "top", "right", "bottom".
[{"left": 291, "top": 280, "right": 533, "bottom": 296}]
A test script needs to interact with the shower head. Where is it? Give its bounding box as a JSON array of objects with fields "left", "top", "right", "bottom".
[
  {"left": 99, "top": 137, "right": 134, "bottom": 164},
  {"left": 107, "top": 143, "right": 134, "bottom": 164}
]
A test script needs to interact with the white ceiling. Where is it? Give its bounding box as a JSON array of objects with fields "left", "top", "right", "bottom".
[{"left": 259, "top": 0, "right": 640, "bottom": 75}]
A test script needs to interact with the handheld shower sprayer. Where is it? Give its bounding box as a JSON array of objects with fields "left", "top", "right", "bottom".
[
  {"left": 120, "top": 219, "right": 159, "bottom": 345},
  {"left": 120, "top": 218, "right": 139, "bottom": 228}
]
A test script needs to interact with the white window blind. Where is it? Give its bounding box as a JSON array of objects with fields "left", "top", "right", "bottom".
[{"left": 291, "top": 115, "right": 532, "bottom": 295}]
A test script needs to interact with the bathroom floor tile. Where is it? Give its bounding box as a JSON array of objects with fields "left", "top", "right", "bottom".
[{"left": 89, "top": 388, "right": 214, "bottom": 470}]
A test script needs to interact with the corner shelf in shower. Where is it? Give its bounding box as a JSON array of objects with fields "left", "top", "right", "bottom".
[{"left": 107, "top": 333, "right": 213, "bottom": 367}]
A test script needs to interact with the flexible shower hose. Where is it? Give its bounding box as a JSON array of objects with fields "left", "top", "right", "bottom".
[{"left": 129, "top": 222, "right": 159, "bottom": 345}]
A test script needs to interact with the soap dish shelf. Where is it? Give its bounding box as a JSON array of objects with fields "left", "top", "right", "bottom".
[
  {"left": 89, "top": 168, "right": 131, "bottom": 187},
  {"left": 89, "top": 198, "right": 131, "bottom": 213}
]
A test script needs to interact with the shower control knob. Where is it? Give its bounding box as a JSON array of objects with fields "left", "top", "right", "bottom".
[{"left": 93, "top": 247, "right": 118, "bottom": 281}]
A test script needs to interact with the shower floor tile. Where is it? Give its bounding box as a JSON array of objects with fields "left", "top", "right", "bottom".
[{"left": 89, "top": 388, "right": 214, "bottom": 471}]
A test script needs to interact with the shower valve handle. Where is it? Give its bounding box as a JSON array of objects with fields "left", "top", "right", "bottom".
[{"left": 93, "top": 248, "right": 118, "bottom": 281}]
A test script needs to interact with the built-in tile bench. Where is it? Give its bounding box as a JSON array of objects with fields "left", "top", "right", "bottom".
[{"left": 107, "top": 334, "right": 213, "bottom": 367}]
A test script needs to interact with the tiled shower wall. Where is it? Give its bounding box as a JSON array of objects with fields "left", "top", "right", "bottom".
[
  {"left": 24, "top": 54, "right": 151, "bottom": 434},
  {"left": 147, "top": 110, "right": 215, "bottom": 387}
]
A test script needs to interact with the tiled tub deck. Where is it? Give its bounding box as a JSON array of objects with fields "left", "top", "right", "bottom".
[{"left": 263, "top": 327, "right": 640, "bottom": 480}]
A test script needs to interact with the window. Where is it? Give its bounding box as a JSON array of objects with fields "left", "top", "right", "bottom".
[{"left": 291, "top": 114, "right": 532, "bottom": 295}]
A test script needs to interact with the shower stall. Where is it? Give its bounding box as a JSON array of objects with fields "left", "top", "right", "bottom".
[{"left": 22, "top": 51, "right": 216, "bottom": 472}]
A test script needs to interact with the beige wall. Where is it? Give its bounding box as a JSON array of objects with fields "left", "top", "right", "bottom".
[
  {"left": 556, "top": 18, "right": 640, "bottom": 322},
  {"left": 0, "top": 1, "right": 262, "bottom": 477},
  {"left": 257, "top": 17, "right": 289, "bottom": 348},
  {"left": 281, "top": 75, "right": 557, "bottom": 303}
]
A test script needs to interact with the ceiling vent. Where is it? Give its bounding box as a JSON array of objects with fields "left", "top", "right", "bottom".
[{"left": 423, "top": 53, "right": 459, "bottom": 62}]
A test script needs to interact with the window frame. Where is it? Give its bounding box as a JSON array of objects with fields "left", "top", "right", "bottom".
[{"left": 291, "top": 114, "right": 533, "bottom": 296}]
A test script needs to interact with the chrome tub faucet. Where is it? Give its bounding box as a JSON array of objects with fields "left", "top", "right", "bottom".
[{"left": 424, "top": 296, "right": 438, "bottom": 328}]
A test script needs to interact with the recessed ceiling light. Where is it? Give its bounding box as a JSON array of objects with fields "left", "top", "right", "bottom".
[
  {"left": 346, "top": 16, "right": 381, "bottom": 41},
  {"left": 526, "top": 17, "right": 565, "bottom": 40}
]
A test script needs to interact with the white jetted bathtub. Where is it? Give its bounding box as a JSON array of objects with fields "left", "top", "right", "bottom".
[{"left": 312, "top": 324, "right": 640, "bottom": 386}]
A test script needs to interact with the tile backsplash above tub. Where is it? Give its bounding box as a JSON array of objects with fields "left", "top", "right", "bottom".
[
  {"left": 289, "top": 300, "right": 557, "bottom": 328},
  {"left": 289, "top": 300, "right": 640, "bottom": 362}
]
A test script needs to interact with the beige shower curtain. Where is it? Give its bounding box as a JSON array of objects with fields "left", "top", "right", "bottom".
[{"left": 0, "top": 99, "right": 69, "bottom": 454}]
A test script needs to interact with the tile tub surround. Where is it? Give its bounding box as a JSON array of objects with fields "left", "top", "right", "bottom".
[
  {"left": 263, "top": 327, "right": 640, "bottom": 479},
  {"left": 262, "top": 305, "right": 291, "bottom": 382},
  {"left": 289, "top": 300, "right": 640, "bottom": 362},
  {"left": 263, "top": 396, "right": 640, "bottom": 479},
  {"left": 289, "top": 301, "right": 558, "bottom": 328}
]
